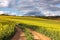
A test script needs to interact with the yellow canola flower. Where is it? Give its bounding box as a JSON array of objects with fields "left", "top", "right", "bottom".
[{"left": 0, "top": 28, "right": 3, "bottom": 31}]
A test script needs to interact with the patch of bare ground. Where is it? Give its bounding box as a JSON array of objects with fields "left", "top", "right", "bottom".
[
  {"left": 11, "top": 27, "right": 26, "bottom": 40},
  {"left": 29, "top": 29, "right": 51, "bottom": 40},
  {"left": 11, "top": 27, "right": 51, "bottom": 40}
]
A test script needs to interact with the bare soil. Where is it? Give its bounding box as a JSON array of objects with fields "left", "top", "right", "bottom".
[
  {"left": 11, "top": 27, "right": 51, "bottom": 40},
  {"left": 11, "top": 27, "right": 26, "bottom": 40},
  {"left": 29, "top": 29, "right": 51, "bottom": 40}
]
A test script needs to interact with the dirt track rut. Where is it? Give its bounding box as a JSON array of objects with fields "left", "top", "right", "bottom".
[
  {"left": 11, "top": 27, "right": 26, "bottom": 40},
  {"left": 11, "top": 27, "right": 51, "bottom": 40}
]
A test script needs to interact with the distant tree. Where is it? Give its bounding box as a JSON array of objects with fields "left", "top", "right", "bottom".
[{"left": 0, "top": 14, "right": 9, "bottom": 16}]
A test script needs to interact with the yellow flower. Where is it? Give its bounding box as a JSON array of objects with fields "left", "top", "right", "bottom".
[{"left": 0, "top": 28, "right": 3, "bottom": 31}]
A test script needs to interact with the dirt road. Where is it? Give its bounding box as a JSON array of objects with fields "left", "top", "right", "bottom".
[
  {"left": 11, "top": 27, "right": 26, "bottom": 40},
  {"left": 30, "top": 29, "right": 51, "bottom": 40},
  {"left": 11, "top": 27, "right": 51, "bottom": 40}
]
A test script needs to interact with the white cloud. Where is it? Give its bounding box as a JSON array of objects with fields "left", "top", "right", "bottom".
[
  {"left": 0, "top": 0, "right": 60, "bottom": 16},
  {"left": 9, "top": 0, "right": 60, "bottom": 11},
  {"left": 9, "top": 12, "right": 16, "bottom": 15},
  {"left": 0, "top": 0, "right": 10, "bottom": 7},
  {"left": 43, "top": 11, "right": 56, "bottom": 16},
  {"left": 0, "top": 11, "right": 17, "bottom": 15},
  {"left": 0, "top": 11, "right": 4, "bottom": 14}
]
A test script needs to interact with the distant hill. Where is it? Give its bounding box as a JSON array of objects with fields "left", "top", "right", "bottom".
[{"left": 24, "top": 11, "right": 45, "bottom": 16}]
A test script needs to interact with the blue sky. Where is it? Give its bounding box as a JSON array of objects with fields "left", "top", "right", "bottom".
[
  {"left": 55, "top": 4, "right": 60, "bottom": 8},
  {"left": 0, "top": 0, "right": 60, "bottom": 16}
]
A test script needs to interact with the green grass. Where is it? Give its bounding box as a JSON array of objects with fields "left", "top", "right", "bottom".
[
  {"left": 0, "top": 20, "right": 16, "bottom": 40},
  {"left": 0, "top": 16, "right": 60, "bottom": 40},
  {"left": 24, "top": 28, "right": 34, "bottom": 40}
]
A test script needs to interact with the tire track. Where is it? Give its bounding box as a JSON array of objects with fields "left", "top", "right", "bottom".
[
  {"left": 11, "top": 27, "right": 26, "bottom": 40},
  {"left": 29, "top": 29, "right": 51, "bottom": 40},
  {"left": 11, "top": 27, "right": 51, "bottom": 40}
]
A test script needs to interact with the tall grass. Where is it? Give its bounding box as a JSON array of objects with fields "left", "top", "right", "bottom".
[{"left": 0, "top": 20, "right": 16, "bottom": 40}]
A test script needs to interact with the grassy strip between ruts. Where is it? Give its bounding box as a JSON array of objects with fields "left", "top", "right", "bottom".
[{"left": 16, "top": 24, "right": 34, "bottom": 40}]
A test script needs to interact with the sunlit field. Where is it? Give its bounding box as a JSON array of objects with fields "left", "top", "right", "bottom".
[{"left": 0, "top": 16, "right": 60, "bottom": 40}]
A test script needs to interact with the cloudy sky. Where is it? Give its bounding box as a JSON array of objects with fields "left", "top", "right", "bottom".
[{"left": 0, "top": 0, "right": 60, "bottom": 16}]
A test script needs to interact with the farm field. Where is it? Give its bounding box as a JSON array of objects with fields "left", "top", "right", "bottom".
[{"left": 0, "top": 16, "right": 60, "bottom": 40}]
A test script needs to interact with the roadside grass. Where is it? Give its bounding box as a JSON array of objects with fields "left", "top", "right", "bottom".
[{"left": 0, "top": 20, "right": 16, "bottom": 40}]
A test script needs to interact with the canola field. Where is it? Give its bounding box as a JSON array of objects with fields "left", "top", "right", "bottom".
[{"left": 0, "top": 16, "right": 60, "bottom": 40}]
